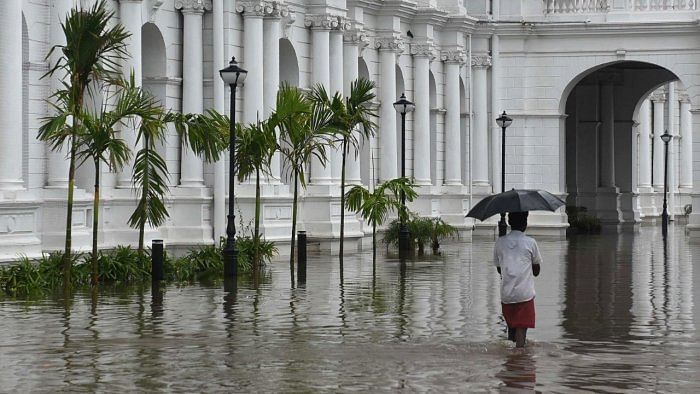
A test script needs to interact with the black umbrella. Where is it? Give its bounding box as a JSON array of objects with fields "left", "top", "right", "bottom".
[{"left": 466, "top": 189, "right": 565, "bottom": 221}]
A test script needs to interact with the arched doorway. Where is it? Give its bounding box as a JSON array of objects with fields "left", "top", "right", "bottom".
[
  {"left": 564, "top": 61, "right": 681, "bottom": 224},
  {"left": 279, "top": 38, "right": 299, "bottom": 87}
]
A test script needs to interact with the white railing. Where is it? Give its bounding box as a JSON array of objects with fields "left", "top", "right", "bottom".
[{"left": 544, "top": 0, "right": 696, "bottom": 13}]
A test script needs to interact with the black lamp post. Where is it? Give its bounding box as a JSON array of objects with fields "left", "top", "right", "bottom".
[
  {"left": 661, "top": 130, "right": 672, "bottom": 237},
  {"left": 393, "top": 93, "right": 415, "bottom": 257},
  {"left": 219, "top": 56, "right": 247, "bottom": 278},
  {"left": 496, "top": 111, "right": 513, "bottom": 237}
]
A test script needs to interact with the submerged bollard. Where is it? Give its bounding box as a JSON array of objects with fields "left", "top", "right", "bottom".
[
  {"left": 151, "top": 239, "right": 164, "bottom": 281},
  {"left": 297, "top": 231, "right": 307, "bottom": 284}
]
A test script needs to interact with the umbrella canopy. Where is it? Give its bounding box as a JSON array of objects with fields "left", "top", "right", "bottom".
[{"left": 466, "top": 189, "right": 565, "bottom": 221}]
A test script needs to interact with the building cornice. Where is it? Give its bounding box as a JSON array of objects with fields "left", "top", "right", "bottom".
[
  {"left": 445, "top": 14, "right": 478, "bottom": 33},
  {"left": 411, "top": 7, "right": 448, "bottom": 27},
  {"left": 377, "top": 0, "right": 417, "bottom": 19}
]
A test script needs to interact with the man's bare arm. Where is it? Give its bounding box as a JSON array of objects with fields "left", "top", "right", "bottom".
[{"left": 533, "top": 264, "right": 540, "bottom": 277}]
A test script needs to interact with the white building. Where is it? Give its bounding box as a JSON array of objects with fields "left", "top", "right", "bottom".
[{"left": 2, "top": 0, "right": 700, "bottom": 260}]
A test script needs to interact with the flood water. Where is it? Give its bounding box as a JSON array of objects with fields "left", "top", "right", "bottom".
[{"left": 2, "top": 226, "right": 699, "bottom": 392}]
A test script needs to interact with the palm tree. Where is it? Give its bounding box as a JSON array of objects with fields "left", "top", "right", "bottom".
[
  {"left": 39, "top": 0, "right": 130, "bottom": 284},
  {"left": 345, "top": 177, "right": 417, "bottom": 266},
  {"left": 128, "top": 109, "right": 228, "bottom": 254},
  {"left": 309, "top": 78, "right": 377, "bottom": 266},
  {"left": 235, "top": 119, "right": 277, "bottom": 269},
  {"left": 272, "top": 84, "right": 335, "bottom": 272},
  {"left": 75, "top": 75, "right": 161, "bottom": 285}
]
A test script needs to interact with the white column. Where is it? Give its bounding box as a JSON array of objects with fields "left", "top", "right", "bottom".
[
  {"left": 411, "top": 47, "right": 432, "bottom": 186},
  {"left": 490, "top": 35, "right": 501, "bottom": 192},
  {"left": 668, "top": 82, "right": 677, "bottom": 218},
  {"left": 306, "top": 16, "right": 333, "bottom": 184},
  {"left": 680, "top": 98, "right": 693, "bottom": 189},
  {"left": 343, "top": 31, "right": 361, "bottom": 185},
  {"left": 212, "top": 0, "right": 226, "bottom": 241},
  {"left": 46, "top": 0, "right": 73, "bottom": 188},
  {"left": 599, "top": 81, "right": 616, "bottom": 188},
  {"left": 471, "top": 56, "right": 491, "bottom": 187},
  {"left": 241, "top": 10, "right": 264, "bottom": 124},
  {"left": 263, "top": 14, "right": 281, "bottom": 181},
  {"left": 329, "top": 30, "right": 344, "bottom": 184},
  {"left": 638, "top": 99, "right": 652, "bottom": 189},
  {"left": 377, "top": 37, "right": 402, "bottom": 181},
  {"left": 177, "top": 1, "right": 210, "bottom": 187},
  {"left": 443, "top": 53, "right": 464, "bottom": 186},
  {"left": 117, "top": 0, "right": 143, "bottom": 188},
  {"left": 652, "top": 93, "right": 666, "bottom": 189},
  {"left": 0, "top": 0, "right": 23, "bottom": 190}
]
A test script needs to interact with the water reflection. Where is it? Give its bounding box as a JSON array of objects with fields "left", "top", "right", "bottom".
[
  {"left": 1, "top": 227, "right": 699, "bottom": 391},
  {"left": 496, "top": 350, "right": 537, "bottom": 391}
]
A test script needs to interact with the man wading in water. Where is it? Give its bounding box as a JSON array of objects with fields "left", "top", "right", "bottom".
[{"left": 493, "top": 211, "right": 542, "bottom": 348}]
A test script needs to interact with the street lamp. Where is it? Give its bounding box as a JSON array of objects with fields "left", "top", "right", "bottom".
[
  {"left": 219, "top": 56, "right": 247, "bottom": 278},
  {"left": 393, "top": 93, "right": 415, "bottom": 257},
  {"left": 496, "top": 111, "right": 513, "bottom": 237},
  {"left": 661, "top": 130, "right": 672, "bottom": 237}
]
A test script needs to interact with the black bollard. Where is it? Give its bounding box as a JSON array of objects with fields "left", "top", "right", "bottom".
[
  {"left": 297, "top": 231, "right": 307, "bottom": 284},
  {"left": 151, "top": 239, "right": 164, "bottom": 281}
]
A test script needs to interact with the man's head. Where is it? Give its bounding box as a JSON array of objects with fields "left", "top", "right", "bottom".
[{"left": 508, "top": 211, "right": 529, "bottom": 232}]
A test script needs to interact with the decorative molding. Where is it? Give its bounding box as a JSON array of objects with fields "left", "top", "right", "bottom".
[
  {"left": 410, "top": 42, "right": 437, "bottom": 61},
  {"left": 441, "top": 48, "right": 467, "bottom": 64},
  {"left": 174, "top": 0, "right": 211, "bottom": 14},
  {"left": 281, "top": 8, "right": 296, "bottom": 38},
  {"left": 650, "top": 92, "right": 667, "bottom": 103},
  {"left": 374, "top": 34, "right": 405, "bottom": 53},
  {"left": 304, "top": 14, "right": 340, "bottom": 30},
  {"left": 470, "top": 55, "right": 492, "bottom": 69},
  {"left": 679, "top": 93, "right": 691, "bottom": 103},
  {"left": 343, "top": 27, "right": 369, "bottom": 57},
  {"left": 0, "top": 213, "right": 34, "bottom": 234},
  {"left": 235, "top": 0, "right": 283, "bottom": 17}
]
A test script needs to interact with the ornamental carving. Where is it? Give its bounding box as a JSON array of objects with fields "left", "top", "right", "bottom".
[
  {"left": 410, "top": 43, "right": 437, "bottom": 60},
  {"left": 304, "top": 14, "right": 340, "bottom": 30},
  {"left": 174, "top": 0, "right": 211, "bottom": 14},
  {"left": 343, "top": 27, "right": 370, "bottom": 54},
  {"left": 441, "top": 49, "right": 467, "bottom": 64},
  {"left": 236, "top": 0, "right": 286, "bottom": 17},
  {"left": 470, "top": 55, "right": 492, "bottom": 68},
  {"left": 649, "top": 92, "right": 667, "bottom": 103},
  {"left": 375, "top": 35, "right": 405, "bottom": 53}
]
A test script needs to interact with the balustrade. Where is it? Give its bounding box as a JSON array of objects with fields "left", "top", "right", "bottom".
[{"left": 544, "top": 0, "right": 695, "bottom": 13}]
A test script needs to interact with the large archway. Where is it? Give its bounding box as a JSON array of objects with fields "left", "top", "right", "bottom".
[{"left": 564, "top": 61, "right": 680, "bottom": 224}]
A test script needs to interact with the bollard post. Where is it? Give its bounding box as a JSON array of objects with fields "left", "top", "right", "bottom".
[
  {"left": 151, "top": 239, "right": 164, "bottom": 281},
  {"left": 297, "top": 231, "right": 307, "bottom": 284}
]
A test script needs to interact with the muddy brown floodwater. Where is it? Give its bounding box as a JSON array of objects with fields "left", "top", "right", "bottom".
[{"left": 1, "top": 225, "right": 699, "bottom": 392}]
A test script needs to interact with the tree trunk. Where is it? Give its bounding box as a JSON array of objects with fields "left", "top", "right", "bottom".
[
  {"left": 290, "top": 172, "right": 298, "bottom": 285},
  {"left": 64, "top": 135, "right": 77, "bottom": 287},
  {"left": 339, "top": 138, "right": 347, "bottom": 270},
  {"left": 91, "top": 160, "right": 101, "bottom": 286},
  {"left": 372, "top": 222, "right": 377, "bottom": 269},
  {"left": 254, "top": 165, "right": 261, "bottom": 270}
]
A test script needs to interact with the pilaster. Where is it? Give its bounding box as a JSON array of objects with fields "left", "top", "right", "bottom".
[{"left": 471, "top": 55, "right": 491, "bottom": 191}]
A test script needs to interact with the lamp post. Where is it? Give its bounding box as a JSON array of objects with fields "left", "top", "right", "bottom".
[
  {"left": 219, "top": 57, "right": 247, "bottom": 278},
  {"left": 495, "top": 111, "right": 513, "bottom": 237},
  {"left": 393, "top": 93, "right": 415, "bottom": 257},
  {"left": 661, "top": 130, "right": 672, "bottom": 237}
]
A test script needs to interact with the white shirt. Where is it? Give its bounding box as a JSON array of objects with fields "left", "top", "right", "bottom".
[{"left": 493, "top": 230, "right": 543, "bottom": 304}]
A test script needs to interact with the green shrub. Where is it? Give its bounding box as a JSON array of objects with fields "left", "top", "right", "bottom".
[
  {"left": 383, "top": 216, "right": 458, "bottom": 254},
  {"left": 567, "top": 205, "right": 602, "bottom": 234}
]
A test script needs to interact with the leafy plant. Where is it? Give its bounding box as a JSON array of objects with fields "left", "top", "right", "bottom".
[
  {"left": 566, "top": 205, "right": 601, "bottom": 234},
  {"left": 272, "top": 83, "right": 335, "bottom": 272},
  {"left": 345, "top": 177, "right": 418, "bottom": 265},
  {"left": 39, "top": 0, "right": 130, "bottom": 285},
  {"left": 309, "top": 78, "right": 377, "bottom": 265},
  {"left": 383, "top": 216, "right": 457, "bottom": 255}
]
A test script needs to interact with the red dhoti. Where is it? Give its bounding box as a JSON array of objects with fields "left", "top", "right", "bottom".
[{"left": 502, "top": 298, "right": 535, "bottom": 329}]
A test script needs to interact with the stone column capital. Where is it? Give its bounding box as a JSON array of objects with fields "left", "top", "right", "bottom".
[
  {"left": 410, "top": 42, "right": 437, "bottom": 61},
  {"left": 236, "top": 0, "right": 285, "bottom": 17},
  {"left": 441, "top": 48, "right": 467, "bottom": 64},
  {"left": 118, "top": 0, "right": 143, "bottom": 3},
  {"left": 679, "top": 93, "right": 691, "bottom": 103},
  {"left": 471, "top": 55, "right": 492, "bottom": 69},
  {"left": 305, "top": 14, "right": 347, "bottom": 30},
  {"left": 650, "top": 92, "right": 667, "bottom": 103},
  {"left": 374, "top": 34, "right": 405, "bottom": 53},
  {"left": 175, "top": 0, "right": 211, "bottom": 14},
  {"left": 343, "top": 28, "right": 370, "bottom": 55}
]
